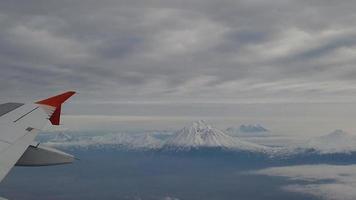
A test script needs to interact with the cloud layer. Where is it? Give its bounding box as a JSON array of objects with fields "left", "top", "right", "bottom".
[
  {"left": 254, "top": 164, "right": 356, "bottom": 200},
  {"left": 2, "top": 0, "right": 356, "bottom": 104}
]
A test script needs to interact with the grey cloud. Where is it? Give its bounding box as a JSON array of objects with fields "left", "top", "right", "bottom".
[
  {"left": 1, "top": 0, "right": 356, "bottom": 104},
  {"left": 253, "top": 164, "right": 356, "bottom": 200}
]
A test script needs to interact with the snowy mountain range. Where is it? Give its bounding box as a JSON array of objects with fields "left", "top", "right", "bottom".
[
  {"left": 42, "top": 121, "right": 271, "bottom": 153},
  {"left": 39, "top": 122, "right": 356, "bottom": 156},
  {"left": 45, "top": 132, "right": 162, "bottom": 150}
]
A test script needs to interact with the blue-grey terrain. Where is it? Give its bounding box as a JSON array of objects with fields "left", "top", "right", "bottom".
[{"left": 1, "top": 121, "right": 356, "bottom": 200}]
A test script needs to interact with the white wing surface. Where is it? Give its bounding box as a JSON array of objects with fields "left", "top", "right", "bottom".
[{"left": 0, "top": 91, "right": 76, "bottom": 183}]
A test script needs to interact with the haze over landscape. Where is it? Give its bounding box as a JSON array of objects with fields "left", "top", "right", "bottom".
[{"left": 2, "top": 0, "right": 356, "bottom": 200}]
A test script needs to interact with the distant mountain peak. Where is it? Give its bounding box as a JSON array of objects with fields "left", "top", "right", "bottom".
[
  {"left": 326, "top": 129, "right": 348, "bottom": 137},
  {"left": 164, "top": 121, "right": 269, "bottom": 152},
  {"left": 225, "top": 124, "right": 269, "bottom": 137},
  {"left": 239, "top": 124, "right": 268, "bottom": 133},
  {"left": 304, "top": 129, "right": 356, "bottom": 154}
]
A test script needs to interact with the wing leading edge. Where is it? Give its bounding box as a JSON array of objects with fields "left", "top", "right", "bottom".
[{"left": 0, "top": 91, "right": 76, "bottom": 184}]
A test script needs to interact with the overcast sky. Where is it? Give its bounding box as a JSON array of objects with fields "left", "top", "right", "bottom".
[{"left": 2, "top": 0, "right": 356, "bottom": 132}]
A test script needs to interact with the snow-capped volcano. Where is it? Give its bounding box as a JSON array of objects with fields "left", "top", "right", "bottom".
[
  {"left": 304, "top": 129, "right": 356, "bottom": 154},
  {"left": 164, "top": 120, "right": 269, "bottom": 152}
]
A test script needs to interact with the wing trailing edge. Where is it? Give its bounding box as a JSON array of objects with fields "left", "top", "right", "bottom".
[
  {"left": 36, "top": 91, "right": 76, "bottom": 125},
  {"left": 15, "top": 145, "right": 75, "bottom": 166}
]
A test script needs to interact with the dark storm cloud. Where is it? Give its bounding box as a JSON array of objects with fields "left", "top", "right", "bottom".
[{"left": 1, "top": 0, "right": 356, "bottom": 103}]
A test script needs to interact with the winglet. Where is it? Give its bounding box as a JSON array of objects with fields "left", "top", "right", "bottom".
[
  {"left": 36, "top": 91, "right": 76, "bottom": 107},
  {"left": 36, "top": 91, "right": 76, "bottom": 125}
]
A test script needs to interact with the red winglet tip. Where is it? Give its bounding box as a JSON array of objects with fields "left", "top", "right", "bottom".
[
  {"left": 36, "top": 91, "right": 76, "bottom": 126},
  {"left": 36, "top": 91, "right": 76, "bottom": 107},
  {"left": 49, "top": 105, "right": 62, "bottom": 125}
]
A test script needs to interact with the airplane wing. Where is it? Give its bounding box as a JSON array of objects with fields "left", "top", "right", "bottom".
[{"left": 0, "top": 91, "right": 76, "bottom": 185}]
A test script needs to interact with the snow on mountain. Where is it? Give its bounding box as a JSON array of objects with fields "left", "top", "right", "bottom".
[
  {"left": 40, "top": 127, "right": 356, "bottom": 158},
  {"left": 46, "top": 132, "right": 162, "bottom": 150},
  {"left": 239, "top": 124, "right": 268, "bottom": 133},
  {"left": 303, "top": 129, "right": 356, "bottom": 154},
  {"left": 226, "top": 124, "right": 269, "bottom": 137},
  {"left": 129, "top": 133, "right": 162, "bottom": 149},
  {"left": 164, "top": 120, "right": 270, "bottom": 152},
  {"left": 51, "top": 132, "right": 74, "bottom": 142},
  {"left": 42, "top": 123, "right": 356, "bottom": 156}
]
